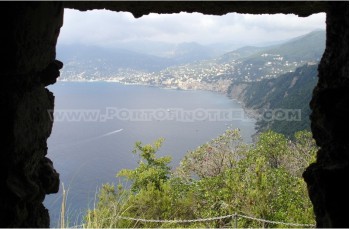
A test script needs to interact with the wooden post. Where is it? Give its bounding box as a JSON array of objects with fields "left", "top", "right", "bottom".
[{"left": 234, "top": 213, "right": 238, "bottom": 228}]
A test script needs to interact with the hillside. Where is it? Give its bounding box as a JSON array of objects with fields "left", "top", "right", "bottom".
[
  {"left": 228, "top": 64, "right": 318, "bottom": 138},
  {"left": 227, "top": 30, "right": 325, "bottom": 81},
  {"left": 125, "top": 30, "right": 324, "bottom": 90},
  {"left": 217, "top": 46, "right": 270, "bottom": 63},
  {"left": 258, "top": 30, "right": 326, "bottom": 61},
  {"left": 57, "top": 30, "right": 325, "bottom": 88}
]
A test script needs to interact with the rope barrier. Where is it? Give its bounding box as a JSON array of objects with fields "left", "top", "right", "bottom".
[
  {"left": 117, "top": 214, "right": 234, "bottom": 223},
  {"left": 237, "top": 213, "right": 315, "bottom": 227},
  {"left": 73, "top": 212, "right": 315, "bottom": 228}
]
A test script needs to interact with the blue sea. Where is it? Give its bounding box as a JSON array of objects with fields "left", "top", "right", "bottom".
[{"left": 44, "top": 82, "right": 256, "bottom": 226}]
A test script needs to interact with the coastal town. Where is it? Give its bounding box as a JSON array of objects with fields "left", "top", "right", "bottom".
[{"left": 59, "top": 52, "right": 316, "bottom": 94}]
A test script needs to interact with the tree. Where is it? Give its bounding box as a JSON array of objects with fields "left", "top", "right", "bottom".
[
  {"left": 85, "top": 130, "right": 317, "bottom": 228},
  {"left": 176, "top": 128, "right": 248, "bottom": 179},
  {"left": 117, "top": 138, "right": 172, "bottom": 192}
]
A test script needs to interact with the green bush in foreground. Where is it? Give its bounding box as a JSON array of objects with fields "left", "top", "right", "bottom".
[{"left": 85, "top": 129, "right": 317, "bottom": 228}]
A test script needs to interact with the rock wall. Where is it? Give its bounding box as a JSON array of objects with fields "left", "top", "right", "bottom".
[
  {"left": 64, "top": 1, "right": 327, "bottom": 18},
  {"left": 0, "top": 1, "right": 347, "bottom": 227},
  {"left": 0, "top": 3, "right": 63, "bottom": 227},
  {"left": 303, "top": 2, "right": 349, "bottom": 228}
]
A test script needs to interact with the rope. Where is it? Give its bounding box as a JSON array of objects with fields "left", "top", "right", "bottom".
[
  {"left": 72, "top": 213, "right": 314, "bottom": 227},
  {"left": 237, "top": 213, "right": 315, "bottom": 227},
  {"left": 117, "top": 214, "right": 234, "bottom": 223}
]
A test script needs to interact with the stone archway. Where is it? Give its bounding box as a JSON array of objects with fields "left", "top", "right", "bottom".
[{"left": 0, "top": 2, "right": 347, "bottom": 227}]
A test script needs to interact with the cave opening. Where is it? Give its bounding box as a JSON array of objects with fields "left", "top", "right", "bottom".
[
  {"left": 45, "top": 9, "right": 326, "bottom": 227},
  {"left": 0, "top": 2, "right": 347, "bottom": 228}
]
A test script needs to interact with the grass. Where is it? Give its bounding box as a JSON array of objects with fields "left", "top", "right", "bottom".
[
  {"left": 56, "top": 183, "right": 85, "bottom": 228},
  {"left": 57, "top": 183, "right": 130, "bottom": 228},
  {"left": 60, "top": 183, "right": 67, "bottom": 228}
]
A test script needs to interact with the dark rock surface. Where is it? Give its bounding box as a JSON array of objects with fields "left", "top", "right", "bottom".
[
  {"left": 303, "top": 2, "right": 349, "bottom": 228},
  {"left": 0, "top": 2, "right": 63, "bottom": 227},
  {"left": 0, "top": 1, "right": 347, "bottom": 227},
  {"left": 64, "top": 1, "right": 327, "bottom": 18}
]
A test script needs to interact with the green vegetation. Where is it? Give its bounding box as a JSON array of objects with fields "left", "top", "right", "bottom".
[
  {"left": 84, "top": 129, "right": 317, "bottom": 228},
  {"left": 229, "top": 64, "right": 318, "bottom": 138}
]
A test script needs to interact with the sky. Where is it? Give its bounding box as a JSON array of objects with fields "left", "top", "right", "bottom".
[{"left": 58, "top": 9, "right": 326, "bottom": 48}]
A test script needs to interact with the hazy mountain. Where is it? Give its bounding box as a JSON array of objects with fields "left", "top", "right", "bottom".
[
  {"left": 57, "top": 41, "right": 221, "bottom": 80},
  {"left": 57, "top": 44, "right": 177, "bottom": 80},
  {"left": 58, "top": 30, "right": 325, "bottom": 84},
  {"left": 106, "top": 40, "right": 176, "bottom": 58},
  {"left": 167, "top": 42, "right": 217, "bottom": 63}
]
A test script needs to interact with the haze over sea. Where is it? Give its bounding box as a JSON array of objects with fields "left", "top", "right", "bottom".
[{"left": 44, "top": 82, "right": 256, "bottom": 226}]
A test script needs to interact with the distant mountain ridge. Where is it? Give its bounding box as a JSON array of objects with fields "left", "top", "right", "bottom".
[
  {"left": 218, "top": 30, "right": 325, "bottom": 81},
  {"left": 244, "top": 30, "right": 326, "bottom": 61},
  {"left": 57, "top": 44, "right": 175, "bottom": 74},
  {"left": 168, "top": 42, "right": 217, "bottom": 63},
  {"left": 127, "top": 30, "right": 324, "bottom": 90},
  {"left": 57, "top": 41, "right": 219, "bottom": 80},
  {"left": 217, "top": 46, "right": 270, "bottom": 63},
  {"left": 58, "top": 30, "right": 325, "bottom": 91}
]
